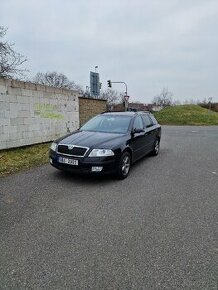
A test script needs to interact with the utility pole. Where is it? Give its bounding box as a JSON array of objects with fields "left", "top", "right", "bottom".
[{"left": 107, "top": 80, "right": 129, "bottom": 111}]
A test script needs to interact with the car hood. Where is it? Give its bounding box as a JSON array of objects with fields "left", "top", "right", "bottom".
[{"left": 58, "top": 130, "right": 127, "bottom": 149}]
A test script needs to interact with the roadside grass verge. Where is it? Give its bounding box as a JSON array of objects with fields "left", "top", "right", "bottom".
[
  {"left": 154, "top": 105, "right": 218, "bottom": 125},
  {"left": 0, "top": 143, "right": 50, "bottom": 177}
]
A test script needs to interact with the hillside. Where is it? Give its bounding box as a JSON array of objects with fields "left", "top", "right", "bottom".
[{"left": 154, "top": 105, "right": 218, "bottom": 125}]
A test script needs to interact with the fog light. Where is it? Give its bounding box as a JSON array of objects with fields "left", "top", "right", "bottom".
[
  {"left": 91, "top": 166, "right": 103, "bottom": 172},
  {"left": 50, "top": 158, "right": 53, "bottom": 164}
]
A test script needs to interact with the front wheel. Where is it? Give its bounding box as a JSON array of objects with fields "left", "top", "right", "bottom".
[{"left": 117, "top": 152, "right": 131, "bottom": 179}]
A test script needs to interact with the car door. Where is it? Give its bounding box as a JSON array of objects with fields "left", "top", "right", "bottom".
[
  {"left": 131, "top": 115, "right": 147, "bottom": 161},
  {"left": 141, "top": 114, "right": 156, "bottom": 152}
]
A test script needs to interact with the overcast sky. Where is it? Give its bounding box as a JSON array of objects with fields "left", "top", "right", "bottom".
[{"left": 1, "top": 0, "right": 218, "bottom": 103}]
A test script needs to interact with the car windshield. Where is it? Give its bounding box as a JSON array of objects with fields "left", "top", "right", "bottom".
[{"left": 80, "top": 115, "right": 132, "bottom": 134}]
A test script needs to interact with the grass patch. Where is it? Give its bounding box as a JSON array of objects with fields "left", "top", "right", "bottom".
[
  {"left": 154, "top": 105, "right": 218, "bottom": 125},
  {"left": 0, "top": 143, "right": 50, "bottom": 177}
]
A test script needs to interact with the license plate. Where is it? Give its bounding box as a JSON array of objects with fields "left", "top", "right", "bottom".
[{"left": 58, "top": 157, "right": 78, "bottom": 166}]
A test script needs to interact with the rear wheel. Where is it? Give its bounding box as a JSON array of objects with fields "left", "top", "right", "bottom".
[
  {"left": 151, "top": 138, "right": 160, "bottom": 156},
  {"left": 117, "top": 152, "right": 131, "bottom": 179}
]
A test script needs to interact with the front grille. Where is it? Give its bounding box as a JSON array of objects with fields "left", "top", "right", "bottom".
[{"left": 57, "top": 145, "right": 88, "bottom": 157}]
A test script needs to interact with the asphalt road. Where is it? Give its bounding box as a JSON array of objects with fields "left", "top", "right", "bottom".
[{"left": 0, "top": 126, "right": 217, "bottom": 290}]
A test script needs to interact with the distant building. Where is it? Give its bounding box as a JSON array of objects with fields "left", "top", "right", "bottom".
[
  {"left": 109, "top": 101, "right": 165, "bottom": 112},
  {"left": 128, "top": 102, "right": 153, "bottom": 112},
  {"left": 111, "top": 102, "right": 153, "bottom": 112}
]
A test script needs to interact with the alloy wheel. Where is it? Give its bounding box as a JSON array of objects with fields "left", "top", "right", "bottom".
[
  {"left": 154, "top": 140, "right": 159, "bottom": 154},
  {"left": 121, "top": 154, "right": 130, "bottom": 176}
]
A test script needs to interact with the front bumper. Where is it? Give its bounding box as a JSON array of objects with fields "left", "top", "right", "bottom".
[{"left": 49, "top": 150, "right": 117, "bottom": 175}]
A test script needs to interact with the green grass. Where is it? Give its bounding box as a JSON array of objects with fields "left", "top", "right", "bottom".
[
  {"left": 0, "top": 143, "right": 50, "bottom": 177},
  {"left": 154, "top": 105, "right": 218, "bottom": 125}
]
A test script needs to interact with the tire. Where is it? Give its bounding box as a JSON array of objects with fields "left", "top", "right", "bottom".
[
  {"left": 117, "top": 152, "right": 131, "bottom": 179},
  {"left": 151, "top": 138, "right": 160, "bottom": 156}
]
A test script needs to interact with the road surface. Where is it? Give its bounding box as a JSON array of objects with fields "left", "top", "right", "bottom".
[{"left": 0, "top": 126, "right": 217, "bottom": 289}]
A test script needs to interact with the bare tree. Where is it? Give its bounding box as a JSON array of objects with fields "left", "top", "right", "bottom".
[
  {"left": 172, "top": 99, "right": 181, "bottom": 106},
  {"left": 33, "top": 71, "right": 83, "bottom": 92},
  {"left": 152, "top": 88, "right": 173, "bottom": 108},
  {"left": 0, "top": 26, "right": 27, "bottom": 78},
  {"left": 100, "top": 89, "right": 122, "bottom": 109}
]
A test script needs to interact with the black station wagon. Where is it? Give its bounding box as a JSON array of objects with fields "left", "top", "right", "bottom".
[{"left": 49, "top": 111, "right": 161, "bottom": 179}]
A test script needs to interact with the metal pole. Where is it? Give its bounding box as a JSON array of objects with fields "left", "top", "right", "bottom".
[{"left": 110, "top": 81, "right": 128, "bottom": 111}]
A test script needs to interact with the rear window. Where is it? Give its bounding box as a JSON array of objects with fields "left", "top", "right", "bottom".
[
  {"left": 149, "top": 114, "right": 158, "bottom": 125},
  {"left": 141, "top": 114, "right": 153, "bottom": 127}
]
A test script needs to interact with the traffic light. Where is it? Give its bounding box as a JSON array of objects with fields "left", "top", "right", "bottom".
[{"left": 107, "top": 80, "right": 112, "bottom": 88}]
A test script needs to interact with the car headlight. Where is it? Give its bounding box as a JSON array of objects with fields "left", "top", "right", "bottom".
[
  {"left": 88, "top": 149, "right": 114, "bottom": 157},
  {"left": 50, "top": 142, "right": 57, "bottom": 152}
]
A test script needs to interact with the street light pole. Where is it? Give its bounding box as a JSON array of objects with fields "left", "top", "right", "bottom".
[
  {"left": 109, "top": 81, "right": 129, "bottom": 111},
  {"left": 112, "top": 81, "right": 127, "bottom": 95}
]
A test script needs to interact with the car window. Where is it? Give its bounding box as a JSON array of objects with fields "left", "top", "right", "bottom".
[
  {"left": 133, "top": 116, "right": 144, "bottom": 130},
  {"left": 149, "top": 114, "right": 158, "bottom": 125},
  {"left": 141, "top": 114, "right": 153, "bottom": 128}
]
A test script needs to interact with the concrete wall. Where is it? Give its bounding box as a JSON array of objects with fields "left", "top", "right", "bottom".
[
  {"left": 79, "top": 97, "right": 107, "bottom": 126},
  {"left": 0, "top": 78, "right": 79, "bottom": 150}
]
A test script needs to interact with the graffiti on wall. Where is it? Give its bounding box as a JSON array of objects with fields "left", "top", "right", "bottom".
[{"left": 34, "top": 104, "right": 64, "bottom": 119}]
